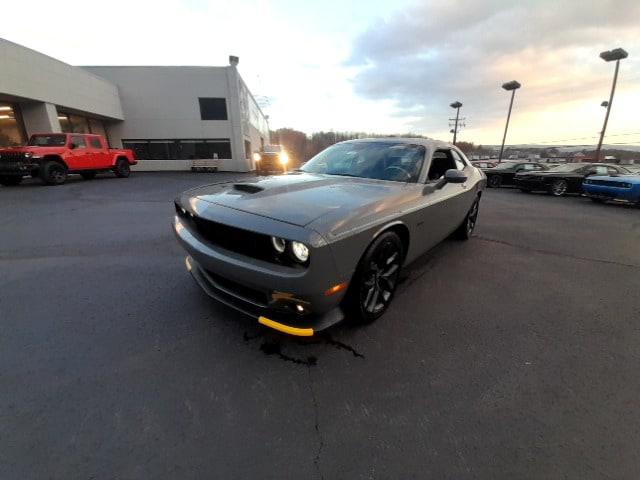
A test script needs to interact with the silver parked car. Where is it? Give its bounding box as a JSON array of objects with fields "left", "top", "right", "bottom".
[{"left": 173, "top": 138, "right": 486, "bottom": 336}]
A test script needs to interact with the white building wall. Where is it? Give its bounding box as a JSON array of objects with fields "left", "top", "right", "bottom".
[
  {"left": 87, "top": 66, "right": 249, "bottom": 172},
  {"left": 0, "top": 38, "right": 123, "bottom": 121}
]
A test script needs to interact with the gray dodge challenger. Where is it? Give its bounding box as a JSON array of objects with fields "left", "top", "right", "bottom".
[{"left": 173, "top": 138, "right": 485, "bottom": 336}]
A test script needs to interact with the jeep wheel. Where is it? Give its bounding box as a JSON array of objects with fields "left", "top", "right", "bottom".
[
  {"left": 40, "top": 161, "right": 67, "bottom": 186},
  {"left": 114, "top": 158, "right": 130, "bottom": 178},
  {"left": 0, "top": 175, "right": 23, "bottom": 186},
  {"left": 81, "top": 171, "right": 97, "bottom": 180}
]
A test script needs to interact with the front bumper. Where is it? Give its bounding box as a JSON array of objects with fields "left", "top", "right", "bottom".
[
  {"left": 173, "top": 214, "right": 346, "bottom": 335},
  {"left": 0, "top": 160, "right": 39, "bottom": 175}
]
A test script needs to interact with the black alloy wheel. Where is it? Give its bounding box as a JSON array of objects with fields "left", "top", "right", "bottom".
[
  {"left": 454, "top": 197, "right": 480, "bottom": 240},
  {"left": 347, "top": 231, "right": 403, "bottom": 324},
  {"left": 550, "top": 179, "right": 568, "bottom": 196},
  {"left": 114, "top": 159, "right": 130, "bottom": 178},
  {"left": 488, "top": 175, "right": 502, "bottom": 188}
]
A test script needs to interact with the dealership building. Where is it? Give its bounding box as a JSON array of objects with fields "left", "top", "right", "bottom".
[{"left": 0, "top": 38, "right": 269, "bottom": 171}]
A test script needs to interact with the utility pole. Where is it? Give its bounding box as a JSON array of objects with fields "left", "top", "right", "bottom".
[
  {"left": 594, "top": 48, "right": 628, "bottom": 162},
  {"left": 449, "top": 101, "right": 463, "bottom": 145},
  {"left": 498, "top": 80, "right": 521, "bottom": 162}
]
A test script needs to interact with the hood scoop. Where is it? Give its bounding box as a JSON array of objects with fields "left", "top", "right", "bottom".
[{"left": 232, "top": 183, "right": 263, "bottom": 194}]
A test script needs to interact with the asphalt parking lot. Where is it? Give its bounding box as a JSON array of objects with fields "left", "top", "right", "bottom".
[{"left": 2, "top": 172, "right": 640, "bottom": 479}]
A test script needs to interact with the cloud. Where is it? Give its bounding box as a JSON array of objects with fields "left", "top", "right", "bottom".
[{"left": 348, "top": 0, "right": 640, "bottom": 142}]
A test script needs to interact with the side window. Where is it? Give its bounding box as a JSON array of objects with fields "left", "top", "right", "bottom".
[
  {"left": 608, "top": 167, "right": 619, "bottom": 175},
  {"left": 595, "top": 166, "right": 608, "bottom": 175},
  {"left": 523, "top": 164, "right": 536, "bottom": 171},
  {"left": 427, "top": 150, "right": 457, "bottom": 181},
  {"left": 89, "top": 137, "right": 102, "bottom": 149},
  {"left": 534, "top": 164, "right": 544, "bottom": 170},
  {"left": 451, "top": 150, "right": 466, "bottom": 170},
  {"left": 71, "top": 135, "right": 87, "bottom": 149}
]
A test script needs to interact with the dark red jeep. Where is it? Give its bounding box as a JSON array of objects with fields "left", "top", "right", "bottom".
[{"left": 0, "top": 133, "right": 136, "bottom": 186}]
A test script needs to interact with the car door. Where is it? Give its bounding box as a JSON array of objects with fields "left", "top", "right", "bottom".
[
  {"left": 408, "top": 149, "right": 470, "bottom": 258},
  {"left": 67, "top": 135, "right": 90, "bottom": 170},
  {"left": 88, "top": 136, "right": 108, "bottom": 168}
]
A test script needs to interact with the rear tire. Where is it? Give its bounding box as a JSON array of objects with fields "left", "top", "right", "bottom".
[
  {"left": 453, "top": 197, "right": 480, "bottom": 240},
  {"left": 345, "top": 231, "right": 404, "bottom": 324},
  {"left": 40, "top": 161, "right": 67, "bottom": 186},
  {"left": 80, "top": 171, "right": 97, "bottom": 180},
  {"left": 0, "top": 175, "right": 22, "bottom": 186},
  {"left": 550, "top": 179, "right": 568, "bottom": 197},
  {"left": 114, "top": 158, "right": 130, "bottom": 178},
  {"left": 488, "top": 175, "right": 502, "bottom": 188}
]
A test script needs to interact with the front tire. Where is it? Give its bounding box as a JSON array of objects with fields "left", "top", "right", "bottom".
[
  {"left": 40, "top": 161, "right": 67, "bottom": 186},
  {"left": 488, "top": 175, "right": 502, "bottom": 188},
  {"left": 0, "top": 175, "right": 23, "bottom": 186},
  {"left": 345, "top": 231, "right": 404, "bottom": 324},
  {"left": 550, "top": 179, "right": 568, "bottom": 196},
  {"left": 114, "top": 158, "right": 130, "bottom": 178},
  {"left": 453, "top": 197, "right": 480, "bottom": 240}
]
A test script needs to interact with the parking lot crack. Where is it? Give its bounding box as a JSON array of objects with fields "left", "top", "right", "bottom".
[
  {"left": 307, "top": 366, "right": 325, "bottom": 480},
  {"left": 475, "top": 235, "right": 640, "bottom": 269}
]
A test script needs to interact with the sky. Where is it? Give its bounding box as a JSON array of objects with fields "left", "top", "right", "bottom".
[{"left": 3, "top": 0, "right": 639, "bottom": 146}]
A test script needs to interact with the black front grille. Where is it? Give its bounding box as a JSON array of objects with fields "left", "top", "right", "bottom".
[
  {"left": 176, "top": 203, "right": 300, "bottom": 266},
  {"left": 0, "top": 152, "right": 26, "bottom": 162}
]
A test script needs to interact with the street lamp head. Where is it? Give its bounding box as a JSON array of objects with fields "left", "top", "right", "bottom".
[
  {"left": 600, "top": 48, "right": 628, "bottom": 62},
  {"left": 502, "top": 80, "right": 521, "bottom": 91},
  {"left": 450, "top": 101, "right": 463, "bottom": 109},
  {"left": 601, "top": 101, "right": 609, "bottom": 107},
  {"left": 450, "top": 129, "right": 455, "bottom": 134}
]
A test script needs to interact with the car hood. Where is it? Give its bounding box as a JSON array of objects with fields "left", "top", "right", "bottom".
[{"left": 185, "top": 172, "right": 408, "bottom": 227}]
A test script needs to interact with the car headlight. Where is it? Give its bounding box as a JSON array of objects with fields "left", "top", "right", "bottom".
[
  {"left": 279, "top": 152, "right": 289, "bottom": 166},
  {"left": 271, "top": 236, "right": 286, "bottom": 253},
  {"left": 24, "top": 152, "right": 33, "bottom": 158},
  {"left": 252, "top": 152, "right": 261, "bottom": 162},
  {"left": 291, "top": 241, "right": 309, "bottom": 263}
]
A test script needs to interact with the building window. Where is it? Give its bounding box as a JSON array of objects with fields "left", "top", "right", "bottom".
[
  {"left": 122, "top": 139, "right": 232, "bottom": 160},
  {"left": 199, "top": 98, "right": 228, "bottom": 120},
  {"left": 58, "top": 111, "right": 91, "bottom": 134},
  {"left": 0, "top": 103, "right": 26, "bottom": 147}
]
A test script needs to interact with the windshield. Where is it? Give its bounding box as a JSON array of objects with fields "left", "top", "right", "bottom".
[
  {"left": 300, "top": 142, "right": 426, "bottom": 183},
  {"left": 28, "top": 134, "right": 67, "bottom": 146}
]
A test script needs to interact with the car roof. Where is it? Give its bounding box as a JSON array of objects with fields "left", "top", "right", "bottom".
[{"left": 338, "top": 137, "right": 455, "bottom": 150}]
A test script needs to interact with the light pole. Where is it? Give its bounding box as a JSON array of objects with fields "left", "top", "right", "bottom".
[
  {"left": 594, "top": 48, "right": 628, "bottom": 162},
  {"left": 449, "top": 101, "right": 462, "bottom": 145},
  {"left": 498, "top": 80, "right": 521, "bottom": 162}
]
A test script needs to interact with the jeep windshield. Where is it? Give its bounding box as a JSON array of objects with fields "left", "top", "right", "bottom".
[
  {"left": 300, "top": 141, "right": 426, "bottom": 183},
  {"left": 28, "top": 134, "right": 67, "bottom": 146}
]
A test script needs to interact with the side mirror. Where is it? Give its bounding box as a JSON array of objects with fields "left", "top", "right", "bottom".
[
  {"left": 444, "top": 169, "right": 467, "bottom": 184},
  {"left": 69, "top": 143, "right": 77, "bottom": 150}
]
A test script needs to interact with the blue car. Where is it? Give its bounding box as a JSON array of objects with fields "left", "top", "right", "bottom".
[{"left": 583, "top": 174, "right": 640, "bottom": 205}]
